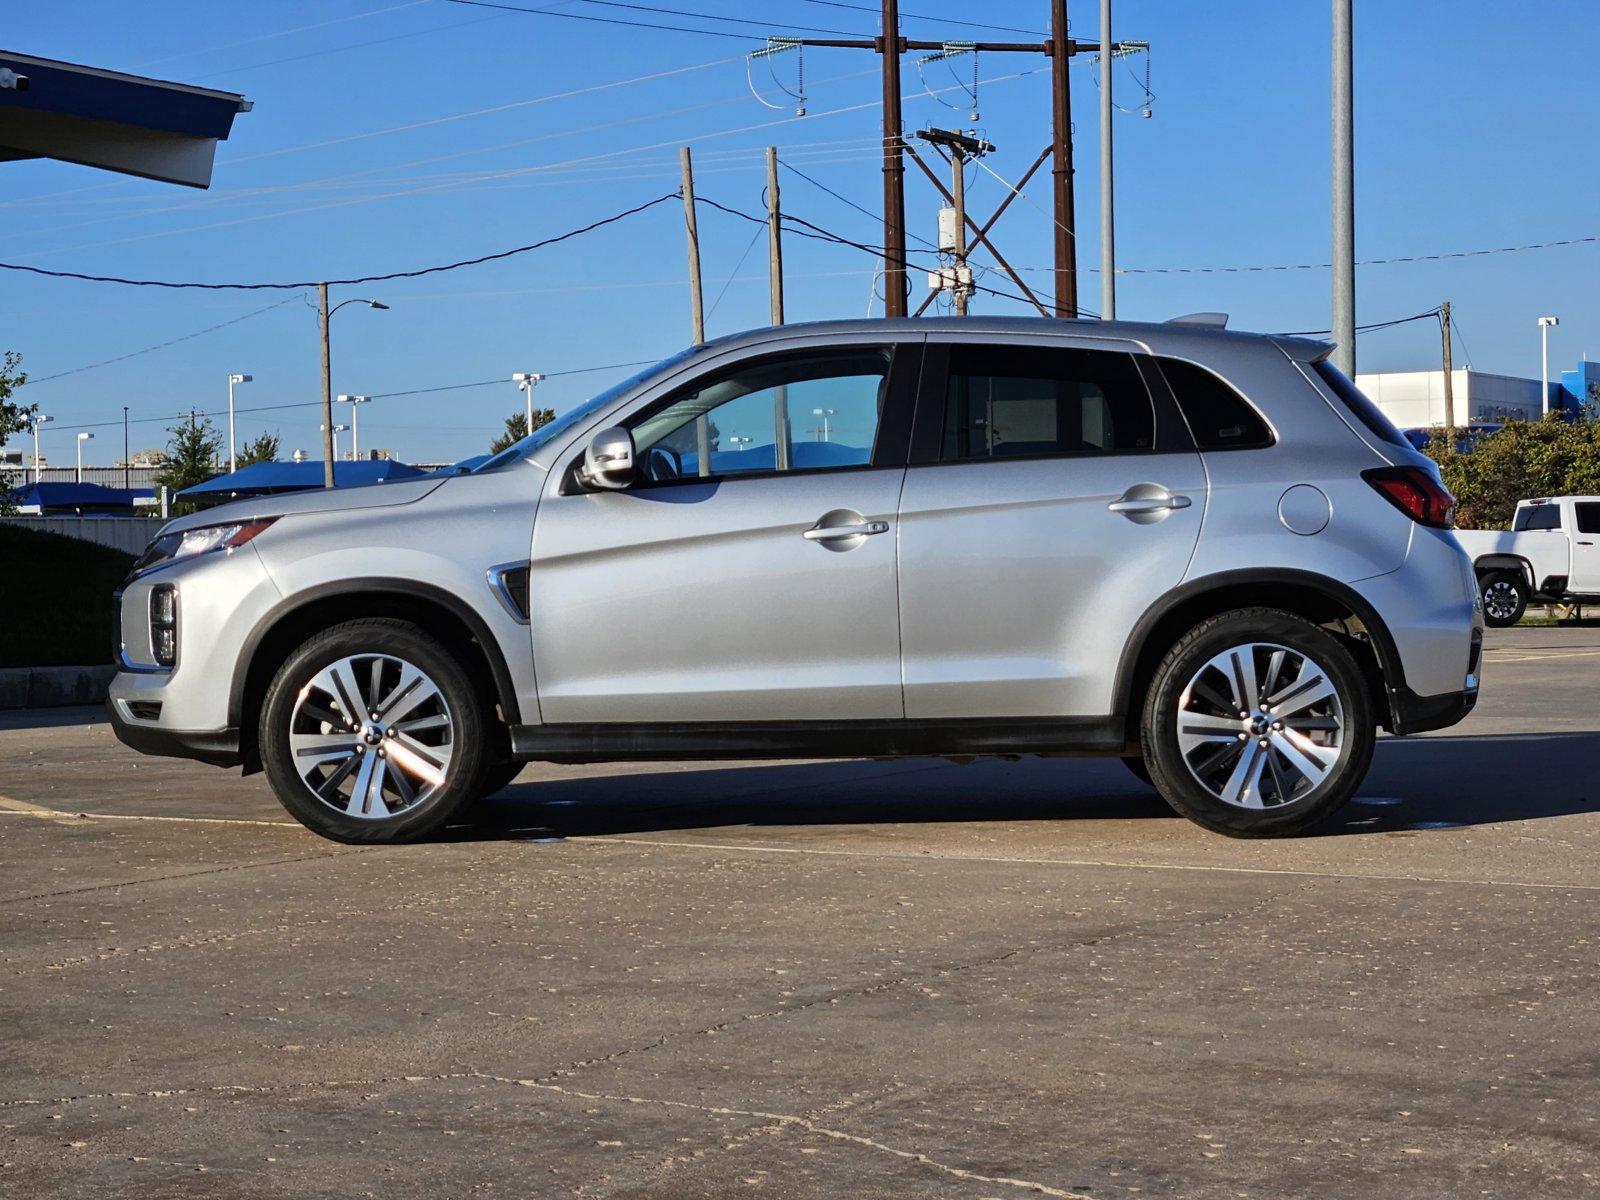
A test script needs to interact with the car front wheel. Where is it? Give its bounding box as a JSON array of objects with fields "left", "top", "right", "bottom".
[
  {"left": 1140, "top": 608, "right": 1375, "bottom": 838},
  {"left": 259, "top": 618, "right": 488, "bottom": 843}
]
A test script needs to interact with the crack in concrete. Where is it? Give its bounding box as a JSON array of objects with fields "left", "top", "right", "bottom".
[{"left": 0, "top": 848, "right": 380, "bottom": 906}]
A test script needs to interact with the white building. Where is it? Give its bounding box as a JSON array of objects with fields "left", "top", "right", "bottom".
[{"left": 1354, "top": 368, "right": 1546, "bottom": 428}]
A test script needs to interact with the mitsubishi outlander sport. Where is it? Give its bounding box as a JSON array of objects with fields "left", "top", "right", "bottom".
[{"left": 109, "top": 318, "right": 1482, "bottom": 842}]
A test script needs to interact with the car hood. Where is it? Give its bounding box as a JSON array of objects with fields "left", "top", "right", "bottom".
[{"left": 159, "top": 475, "right": 449, "bottom": 535}]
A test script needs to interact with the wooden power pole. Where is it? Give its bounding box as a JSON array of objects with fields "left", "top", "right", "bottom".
[
  {"left": 317, "top": 282, "right": 334, "bottom": 488},
  {"left": 680, "top": 147, "right": 705, "bottom": 345},
  {"left": 1440, "top": 300, "right": 1455, "bottom": 436}
]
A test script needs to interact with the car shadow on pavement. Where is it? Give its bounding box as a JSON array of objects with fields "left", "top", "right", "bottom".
[
  {"left": 0, "top": 704, "right": 105, "bottom": 733},
  {"left": 449, "top": 731, "right": 1600, "bottom": 841}
]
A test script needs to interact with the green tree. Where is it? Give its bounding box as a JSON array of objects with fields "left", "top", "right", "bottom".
[
  {"left": 1424, "top": 414, "right": 1600, "bottom": 529},
  {"left": 154, "top": 413, "right": 222, "bottom": 509},
  {"left": 489, "top": 407, "right": 554, "bottom": 454},
  {"left": 0, "top": 351, "right": 33, "bottom": 515},
  {"left": 237, "top": 431, "right": 280, "bottom": 467}
]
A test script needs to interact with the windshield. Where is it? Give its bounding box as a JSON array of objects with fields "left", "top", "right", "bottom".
[{"left": 472, "top": 347, "right": 700, "bottom": 473}]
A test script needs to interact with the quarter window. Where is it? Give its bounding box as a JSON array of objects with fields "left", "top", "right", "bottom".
[
  {"left": 1157, "top": 357, "right": 1273, "bottom": 449},
  {"left": 1576, "top": 503, "right": 1600, "bottom": 534},
  {"left": 632, "top": 350, "right": 891, "bottom": 483},
  {"left": 938, "top": 345, "right": 1155, "bottom": 461},
  {"left": 1514, "top": 504, "right": 1561, "bottom": 531}
]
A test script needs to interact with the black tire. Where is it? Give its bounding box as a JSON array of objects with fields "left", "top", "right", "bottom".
[
  {"left": 259, "top": 618, "right": 489, "bottom": 843},
  {"left": 1479, "top": 570, "right": 1528, "bottom": 627},
  {"left": 476, "top": 758, "right": 524, "bottom": 799},
  {"left": 1140, "top": 607, "right": 1375, "bottom": 838},
  {"left": 1120, "top": 756, "right": 1154, "bottom": 787}
]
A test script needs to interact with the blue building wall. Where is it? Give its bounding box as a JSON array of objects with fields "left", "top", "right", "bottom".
[{"left": 1559, "top": 361, "right": 1600, "bottom": 414}]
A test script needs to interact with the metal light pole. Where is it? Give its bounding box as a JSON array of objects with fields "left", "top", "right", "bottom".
[
  {"left": 75, "top": 431, "right": 93, "bottom": 482},
  {"left": 318, "top": 293, "right": 388, "bottom": 487},
  {"left": 321, "top": 423, "right": 350, "bottom": 467},
  {"left": 1538, "top": 315, "right": 1559, "bottom": 417},
  {"left": 1331, "top": 0, "right": 1355, "bottom": 376},
  {"left": 512, "top": 373, "right": 544, "bottom": 434},
  {"left": 122, "top": 406, "right": 130, "bottom": 489},
  {"left": 812, "top": 407, "right": 834, "bottom": 441},
  {"left": 1099, "top": 0, "right": 1116, "bottom": 319},
  {"left": 226, "top": 372, "right": 252, "bottom": 472},
  {"left": 30, "top": 413, "right": 51, "bottom": 482},
  {"left": 337, "top": 394, "right": 371, "bottom": 459}
]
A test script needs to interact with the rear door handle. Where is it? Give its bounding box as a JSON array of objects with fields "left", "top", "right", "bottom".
[
  {"left": 803, "top": 520, "right": 890, "bottom": 541},
  {"left": 1108, "top": 493, "right": 1192, "bottom": 514}
]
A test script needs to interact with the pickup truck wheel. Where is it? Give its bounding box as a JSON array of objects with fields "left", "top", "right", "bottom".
[
  {"left": 259, "top": 619, "right": 488, "bottom": 843},
  {"left": 1140, "top": 608, "right": 1375, "bottom": 838},
  {"left": 1479, "top": 570, "right": 1528, "bottom": 627}
]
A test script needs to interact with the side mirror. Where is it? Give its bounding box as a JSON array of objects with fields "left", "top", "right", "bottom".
[{"left": 579, "top": 426, "right": 636, "bottom": 491}]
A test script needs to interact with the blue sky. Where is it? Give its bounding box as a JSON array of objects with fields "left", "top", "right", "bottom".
[{"left": 4, "top": 0, "right": 1597, "bottom": 465}]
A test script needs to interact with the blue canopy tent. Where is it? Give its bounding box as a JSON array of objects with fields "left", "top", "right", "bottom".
[
  {"left": 177, "top": 460, "right": 428, "bottom": 505},
  {"left": 13, "top": 481, "right": 149, "bottom": 515},
  {"left": 1, "top": 50, "right": 249, "bottom": 188}
]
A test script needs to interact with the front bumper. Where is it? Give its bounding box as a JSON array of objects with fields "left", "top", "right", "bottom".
[{"left": 107, "top": 698, "right": 242, "bottom": 767}]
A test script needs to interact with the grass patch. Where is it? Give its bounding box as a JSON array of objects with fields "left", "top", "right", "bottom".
[{"left": 0, "top": 525, "right": 134, "bottom": 667}]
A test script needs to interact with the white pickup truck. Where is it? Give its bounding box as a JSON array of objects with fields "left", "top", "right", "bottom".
[{"left": 1455, "top": 496, "right": 1600, "bottom": 625}]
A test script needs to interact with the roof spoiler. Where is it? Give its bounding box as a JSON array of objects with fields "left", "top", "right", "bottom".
[{"left": 1165, "top": 312, "right": 1228, "bottom": 328}]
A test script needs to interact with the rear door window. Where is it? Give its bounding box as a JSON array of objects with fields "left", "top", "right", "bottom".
[
  {"left": 1576, "top": 503, "right": 1600, "bottom": 534},
  {"left": 937, "top": 345, "right": 1155, "bottom": 461}
]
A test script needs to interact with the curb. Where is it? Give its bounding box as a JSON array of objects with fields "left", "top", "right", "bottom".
[{"left": 0, "top": 665, "right": 116, "bottom": 710}]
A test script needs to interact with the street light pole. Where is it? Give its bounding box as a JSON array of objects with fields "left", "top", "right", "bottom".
[
  {"left": 1331, "top": 0, "right": 1356, "bottom": 376},
  {"left": 338, "top": 395, "right": 371, "bottom": 459},
  {"left": 318, "top": 290, "right": 389, "bottom": 487},
  {"left": 30, "top": 413, "right": 51, "bottom": 482},
  {"left": 122, "top": 405, "right": 130, "bottom": 490},
  {"left": 76, "top": 432, "right": 94, "bottom": 483},
  {"left": 512, "top": 373, "right": 543, "bottom": 434},
  {"left": 1099, "top": 0, "right": 1116, "bottom": 320},
  {"left": 321, "top": 423, "right": 349, "bottom": 466},
  {"left": 227, "top": 372, "right": 252, "bottom": 472},
  {"left": 1538, "top": 315, "right": 1559, "bottom": 417}
]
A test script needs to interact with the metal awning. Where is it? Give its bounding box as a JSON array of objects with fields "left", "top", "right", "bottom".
[{"left": 0, "top": 50, "right": 249, "bottom": 188}]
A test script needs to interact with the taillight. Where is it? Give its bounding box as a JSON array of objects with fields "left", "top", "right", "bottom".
[{"left": 1363, "top": 466, "right": 1456, "bottom": 529}]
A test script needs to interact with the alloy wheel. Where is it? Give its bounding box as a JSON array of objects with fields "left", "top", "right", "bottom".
[
  {"left": 1175, "top": 641, "right": 1345, "bottom": 810},
  {"left": 288, "top": 653, "right": 454, "bottom": 819},
  {"left": 1483, "top": 580, "right": 1520, "bottom": 623}
]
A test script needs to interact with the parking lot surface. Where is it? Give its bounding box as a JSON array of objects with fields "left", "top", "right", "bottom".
[{"left": 2, "top": 625, "right": 1597, "bottom": 1198}]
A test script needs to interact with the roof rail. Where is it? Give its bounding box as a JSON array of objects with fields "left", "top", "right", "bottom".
[{"left": 1165, "top": 312, "right": 1229, "bottom": 328}]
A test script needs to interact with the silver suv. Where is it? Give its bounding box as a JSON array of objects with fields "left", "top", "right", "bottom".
[{"left": 109, "top": 318, "right": 1482, "bottom": 842}]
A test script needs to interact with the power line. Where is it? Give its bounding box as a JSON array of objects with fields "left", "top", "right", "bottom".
[
  {"left": 19, "top": 297, "right": 304, "bottom": 387},
  {"left": 441, "top": 0, "right": 772, "bottom": 41},
  {"left": 560, "top": 0, "right": 868, "bottom": 38},
  {"left": 794, "top": 0, "right": 1044, "bottom": 37},
  {"left": 131, "top": 0, "right": 433, "bottom": 69},
  {"left": 1109, "top": 234, "right": 1600, "bottom": 275},
  {"left": 0, "top": 193, "right": 680, "bottom": 290},
  {"left": 1276, "top": 308, "right": 1442, "bottom": 338}
]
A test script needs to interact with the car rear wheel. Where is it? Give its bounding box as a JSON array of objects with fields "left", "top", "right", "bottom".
[
  {"left": 1479, "top": 570, "right": 1528, "bottom": 627},
  {"left": 1140, "top": 608, "right": 1375, "bottom": 838},
  {"left": 259, "top": 619, "right": 488, "bottom": 843}
]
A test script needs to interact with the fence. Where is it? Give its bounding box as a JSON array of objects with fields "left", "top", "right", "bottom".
[{"left": 1, "top": 515, "right": 160, "bottom": 557}]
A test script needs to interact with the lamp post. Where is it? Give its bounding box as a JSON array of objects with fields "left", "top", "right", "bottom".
[
  {"left": 76, "top": 431, "right": 94, "bottom": 482},
  {"left": 512, "top": 372, "right": 544, "bottom": 435},
  {"left": 337, "top": 395, "right": 371, "bottom": 460},
  {"left": 1538, "top": 315, "right": 1559, "bottom": 417},
  {"left": 122, "top": 406, "right": 130, "bottom": 489},
  {"left": 320, "top": 423, "right": 350, "bottom": 468},
  {"left": 811, "top": 407, "right": 835, "bottom": 441},
  {"left": 318, "top": 291, "right": 389, "bottom": 487},
  {"left": 29, "top": 413, "right": 51, "bottom": 482},
  {"left": 226, "top": 373, "right": 252, "bottom": 472}
]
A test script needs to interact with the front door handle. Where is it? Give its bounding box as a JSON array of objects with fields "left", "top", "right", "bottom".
[
  {"left": 1108, "top": 493, "right": 1192, "bottom": 514},
  {"left": 803, "top": 520, "right": 890, "bottom": 541}
]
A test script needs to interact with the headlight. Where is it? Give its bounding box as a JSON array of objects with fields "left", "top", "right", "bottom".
[{"left": 130, "top": 517, "right": 278, "bottom": 577}]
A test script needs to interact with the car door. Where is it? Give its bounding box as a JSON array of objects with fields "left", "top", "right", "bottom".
[
  {"left": 896, "top": 337, "right": 1207, "bottom": 718},
  {"left": 529, "top": 339, "right": 921, "bottom": 723},
  {"left": 1570, "top": 501, "right": 1600, "bottom": 593}
]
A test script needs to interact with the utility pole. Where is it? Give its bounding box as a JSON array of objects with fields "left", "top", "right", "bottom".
[
  {"left": 680, "top": 146, "right": 705, "bottom": 345},
  {"left": 1440, "top": 301, "right": 1455, "bottom": 436},
  {"left": 917, "top": 128, "right": 992, "bottom": 315},
  {"left": 766, "top": 146, "right": 785, "bottom": 326},
  {"left": 881, "top": 0, "right": 908, "bottom": 316},
  {"left": 767, "top": 145, "right": 790, "bottom": 471},
  {"left": 774, "top": 2, "right": 1112, "bottom": 322},
  {"left": 122, "top": 406, "right": 129, "bottom": 490},
  {"left": 318, "top": 282, "right": 334, "bottom": 488},
  {"left": 1050, "top": 0, "right": 1079, "bottom": 317},
  {"left": 1098, "top": 0, "right": 1115, "bottom": 319},
  {"left": 1331, "top": 0, "right": 1355, "bottom": 376}
]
